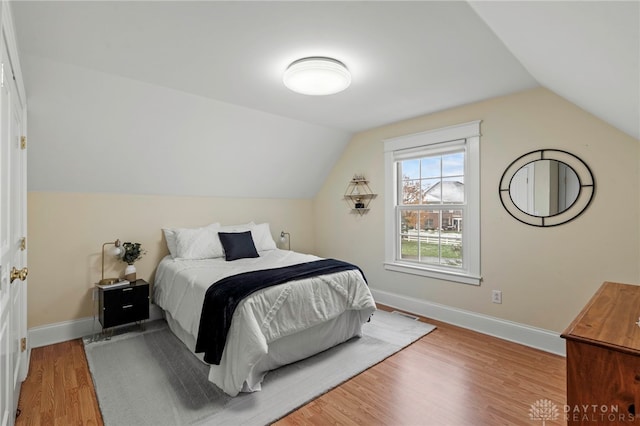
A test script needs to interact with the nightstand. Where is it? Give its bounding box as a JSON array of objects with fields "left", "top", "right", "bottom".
[{"left": 98, "top": 279, "right": 150, "bottom": 329}]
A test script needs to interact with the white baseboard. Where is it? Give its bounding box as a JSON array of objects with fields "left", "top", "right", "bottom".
[
  {"left": 29, "top": 295, "right": 565, "bottom": 357},
  {"left": 28, "top": 304, "right": 164, "bottom": 349},
  {"left": 371, "top": 288, "right": 566, "bottom": 356}
]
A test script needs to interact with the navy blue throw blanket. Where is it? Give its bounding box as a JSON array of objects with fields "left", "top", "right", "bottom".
[{"left": 195, "top": 258, "right": 366, "bottom": 365}]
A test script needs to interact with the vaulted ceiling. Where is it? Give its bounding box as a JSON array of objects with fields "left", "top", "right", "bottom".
[
  {"left": 11, "top": 0, "right": 640, "bottom": 198},
  {"left": 470, "top": 1, "right": 639, "bottom": 141},
  {"left": 13, "top": 1, "right": 637, "bottom": 139}
]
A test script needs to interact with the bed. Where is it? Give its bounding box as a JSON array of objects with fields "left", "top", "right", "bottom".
[{"left": 153, "top": 222, "right": 376, "bottom": 396}]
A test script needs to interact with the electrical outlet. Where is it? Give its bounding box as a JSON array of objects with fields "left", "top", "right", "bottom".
[{"left": 492, "top": 290, "right": 502, "bottom": 304}]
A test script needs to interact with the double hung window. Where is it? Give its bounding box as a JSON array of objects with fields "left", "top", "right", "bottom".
[{"left": 384, "top": 121, "right": 481, "bottom": 285}]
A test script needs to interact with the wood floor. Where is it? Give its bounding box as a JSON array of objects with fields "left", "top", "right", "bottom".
[
  {"left": 16, "top": 305, "right": 566, "bottom": 425},
  {"left": 16, "top": 337, "right": 102, "bottom": 425}
]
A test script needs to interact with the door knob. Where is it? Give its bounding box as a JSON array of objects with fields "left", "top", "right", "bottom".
[{"left": 10, "top": 266, "right": 28, "bottom": 283}]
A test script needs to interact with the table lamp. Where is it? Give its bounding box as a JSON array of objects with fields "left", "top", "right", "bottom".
[{"left": 99, "top": 239, "right": 122, "bottom": 285}]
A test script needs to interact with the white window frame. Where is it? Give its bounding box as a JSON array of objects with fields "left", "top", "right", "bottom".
[{"left": 383, "top": 120, "right": 481, "bottom": 285}]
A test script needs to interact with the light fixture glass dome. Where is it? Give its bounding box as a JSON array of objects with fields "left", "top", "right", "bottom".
[{"left": 283, "top": 57, "right": 351, "bottom": 96}]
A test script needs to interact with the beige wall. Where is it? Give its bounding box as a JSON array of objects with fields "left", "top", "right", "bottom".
[
  {"left": 27, "top": 192, "right": 314, "bottom": 327},
  {"left": 314, "top": 87, "right": 640, "bottom": 333},
  {"left": 27, "top": 87, "right": 640, "bottom": 334}
]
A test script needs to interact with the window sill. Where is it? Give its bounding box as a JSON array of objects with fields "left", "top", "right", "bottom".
[{"left": 384, "top": 261, "right": 481, "bottom": 286}]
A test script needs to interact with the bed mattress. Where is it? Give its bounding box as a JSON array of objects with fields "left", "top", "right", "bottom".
[{"left": 153, "top": 249, "right": 376, "bottom": 396}]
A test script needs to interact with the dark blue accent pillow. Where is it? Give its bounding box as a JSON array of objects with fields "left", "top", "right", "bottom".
[{"left": 218, "top": 231, "right": 259, "bottom": 261}]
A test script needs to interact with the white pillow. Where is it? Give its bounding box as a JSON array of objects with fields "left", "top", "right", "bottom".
[
  {"left": 163, "top": 223, "right": 219, "bottom": 258},
  {"left": 175, "top": 224, "right": 225, "bottom": 259},
  {"left": 219, "top": 222, "right": 254, "bottom": 232},
  {"left": 251, "top": 223, "right": 277, "bottom": 252},
  {"left": 169, "top": 221, "right": 276, "bottom": 259}
]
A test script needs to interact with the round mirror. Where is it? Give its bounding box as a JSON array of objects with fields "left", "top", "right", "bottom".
[
  {"left": 499, "top": 150, "right": 595, "bottom": 227},
  {"left": 509, "top": 160, "right": 579, "bottom": 217}
]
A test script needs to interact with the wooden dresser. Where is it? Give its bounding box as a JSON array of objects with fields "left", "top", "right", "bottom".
[{"left": 562, "top": 281, "right": 640, "bottom": 425}]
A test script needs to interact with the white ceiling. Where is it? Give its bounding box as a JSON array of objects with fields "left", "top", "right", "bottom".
[
  {"left": 12, "top": 1, "right": 638, "bottom": 138},
  {"left": 9, "top": 1, "right": 640, "bottom": 198},
  {"left": 470, "top": 1, "right": 639, "bottom": 141},
  {"left": 11, "top": 1, "right": 542, "bottom": 134}
]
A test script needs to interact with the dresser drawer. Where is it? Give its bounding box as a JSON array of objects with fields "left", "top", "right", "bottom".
[{"left": 99, "top": 280, "right": 150, "bottom": 329}]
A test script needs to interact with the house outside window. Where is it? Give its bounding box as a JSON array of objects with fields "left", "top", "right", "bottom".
[{"left": 383, "top": 121, "right": 481, "bottom": 285}]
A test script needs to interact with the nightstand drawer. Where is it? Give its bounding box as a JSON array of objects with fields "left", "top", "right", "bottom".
[
  {"left": 98, "top": 279, "right": 150, "bottom": 329},
  {"left": 108, "top": 302, "right": 148, "bottom": 328},
  {"left": 103, "top": 285, "right": 148, "bottom": 306}
]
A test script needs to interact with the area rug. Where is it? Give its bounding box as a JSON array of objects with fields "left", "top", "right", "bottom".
[{"left": 83, "top": 310, "right": 435, "bottom": 426}]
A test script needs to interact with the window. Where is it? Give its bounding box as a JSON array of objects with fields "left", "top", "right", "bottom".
[{"left": 384, "top": 121, "right": 481, "bottom": 285}]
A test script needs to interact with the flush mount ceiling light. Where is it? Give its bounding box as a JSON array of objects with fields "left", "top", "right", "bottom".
[{"left": 283, "top": 57, "right": 351, "bottom": 96}]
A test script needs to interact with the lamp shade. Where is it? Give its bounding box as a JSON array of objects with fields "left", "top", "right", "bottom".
[{"left": 283, "top": 57, "right": 351, "bottom": 96}]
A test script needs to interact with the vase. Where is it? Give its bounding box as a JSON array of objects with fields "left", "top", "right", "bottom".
[{"left": 124, "top": 264, "right": 137, "bottom": 282}]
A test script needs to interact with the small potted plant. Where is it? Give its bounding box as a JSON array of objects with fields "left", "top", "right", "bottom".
[{"left": 120, "top": 242, "right": 146, "bottom": 281}]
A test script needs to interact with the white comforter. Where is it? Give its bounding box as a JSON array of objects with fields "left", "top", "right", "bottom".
[{"left": 153, "top": 249, "right": 376, "bottom": 396}]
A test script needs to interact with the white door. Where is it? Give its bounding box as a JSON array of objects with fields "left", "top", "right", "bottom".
[
  {"left": 0, "top": 31, "right": 27, "bottom": 426},
  {"left": 510, "top": 163, "right": 534, "bottom": 214},
  {"left": 558, "top": 163, "right": 580, "bottom": 212}
]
